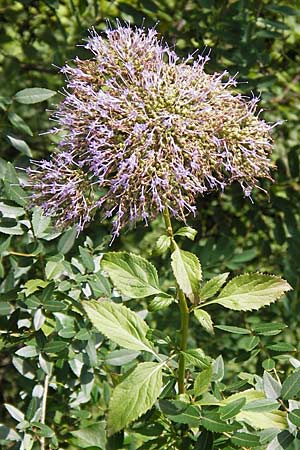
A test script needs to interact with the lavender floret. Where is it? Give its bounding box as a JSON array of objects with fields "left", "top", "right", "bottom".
[{"left": 28, "top": 23, "right": 275, "bottom": 237}]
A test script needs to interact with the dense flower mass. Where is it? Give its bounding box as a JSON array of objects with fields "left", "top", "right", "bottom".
[{"left": 28, "top": 24, "right": 275, "bottom": 237}]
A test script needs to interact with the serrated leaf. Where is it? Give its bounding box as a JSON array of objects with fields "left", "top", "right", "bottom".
[
  {"left": 83, "top": 300, "right": 155, "bottom": 354},
  {"left": 107, "top": 362, "right": 163, "bottom": 435},
  {"left": 263, "top": 371, "right": 282, "bottom": 400},
  {"left": 32, "top": 207, "right": 51, "bottom": 238},
  {"left": 194, "top": 309, "right": 214, "bottom": 334},
  {"left": 149, "top": 295, "right": 174, "bottom": 311},
  {"left": 266, "top": 430, "right": 294, "bottom": 450},
  {"left": 183, "top": 349, "right": 212, "bottom": 369},
  {"left": 7, "top": 135, "right": 32, "bottom": 157},
  {"left": 14, "top": 88, "right": 56, "bottom": 104},
  {"left": 8, "top": 111, "right": 33, "bottom": 136},
  {"left": 281, "top": 370, "right": 300, "bottom": 399},
  {"left": 201, "top": 273, "right": 230, "bottom": 300},
  {"left": 171, "top": 244, "right": 202, "bottom": 304},
  {"left": 70, "top": 422, "right": 106, "bottom": 448},
  {"left": 219, "top": 397, "right": 246, "bottom": 420},
  {"left": 174, "top": 226, "right": 197, "bottom": 240},
  {"left": 231, "top": 432, "right": 260, "bottom": 447},
  {"left": 156, "top": 235, "right": 171, "bottom": 253},
  {"left": 209, "top": 274, "right": 292, "bottom": 311},
  {"left": 288, "top": 409, "right": 300, "bottom": 427},
  {"left": 194, "top": 366, "right": 213, "bottom": 396},
  {"left": 101, "top": 252, "right": 163, "bottom": 298}
]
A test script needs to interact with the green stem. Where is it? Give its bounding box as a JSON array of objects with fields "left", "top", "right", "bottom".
[{"left": 163, "top": 208, "right": 189, "bottom": 394}]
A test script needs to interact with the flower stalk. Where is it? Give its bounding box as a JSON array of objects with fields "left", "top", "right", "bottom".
[{"left": 163, "top": 208, "right": 189, "bottom": 394}]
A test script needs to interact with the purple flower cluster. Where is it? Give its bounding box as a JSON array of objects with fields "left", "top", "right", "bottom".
[{"left": 28, "top": 24, "right": 275, "bottom": 237}]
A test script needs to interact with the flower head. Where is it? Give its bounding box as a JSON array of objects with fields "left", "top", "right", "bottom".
[{"left": 28, "top": 23, "right": 275, "bottom": 237}]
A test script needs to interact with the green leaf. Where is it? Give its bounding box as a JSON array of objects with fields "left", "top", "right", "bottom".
[
  {"left": 236, "top": 410, "right": 287, "bottom": 430},
  {"left": 215, "top": 325, "right": 251, "bottom": 334},
  {"left": 105, "top": 349, "right": 140, "bottom": 366},
  {"left": 148, "top": 295, "right": 174, "bottom": 311},
  {"left": 263, "top": 371, "right": 281, "bottom": 400},
  {"left": 43, "top": 340, "right": 68, "bottom": 353},
  {"left": 194, "top": 309, "right": 214, "bottom": 334},
  {"left": 231, "top": 432, "right": 260, "bottom": 447},
  {"left": 243, "top": 399, "right": 280, "bottom": 412},
  {"left": 57, "top": 227, "right": 77, "bottom": 254},
  {"left": 83, "top": 300, "right": 155, "bottom": 354},
  {"left": 201, "top": 273, "right": 230, "bottom": 300},
  {"left": 4, "top": 404, "right": 24, "bottom": 422},
  {"left": 107, "top": 362, "right": 163, "bottom": 435},
  {"left": 101, "top": 252, "right": 163, "bottom": 298},
  {"left": 194, "top": 366, "right": 213, "bottom": 396},
  {"left": 171, "top": 244, "right": 202, "bottom": 303},
  {"left": 23, "top": 279, "right": 49, "bottom": 296},
  {"left": 8, "top": 111, "right": 33, "bottom": 136},
  {"left": 156, "top": 235, "right": 171, "bottom": 253},
  {"left": 209, "top": 274, "right": 292, "bottom": 311},
  {"left": 201, "top": 412, "right": 240, "bottom": 432},
  {"left": 219, "top": 397, "right": 246, "bottom": 420},
  {"left": 70, "top": 422, "right": 106, "bottom": 449},
  {"left": 288, "top": 409, "right": 300, "bottom": 427},
  {"left": 4, "top": 163, "right": 26, "bottom": 206},
  {"left": 32, "top": 207, "right": 51, "bottom": 238},
  {"left": 174, "top": 226, "right": 197, "bottom": 240},
  {"left": 7, "top": 135, "right": 32, "bottom": 157},
  {"left": 281, "top": 371, "right": 300, "bottom": 399},
  {"left": 252, "top": 323, "right": 287, "bottom": 336},
  {"left": 79, "top": 246, "right": 95, "bottom": 272},
  {"left": 195, "top": 430, "right": 213, "bottom": 450},
  {"left": 14, "top": 88, "right": 56, "bottom": 104},
  {"left": 183, "top": 349, "right": 212, "bottom": 369},
  {"left": 266, "top": 430, "right": 294, "bottom": 450},
  {"left": 212, "top": 355, "right": 224, "bottom": 382},
  {"left": 267, "top": 343, "right": 296, "bottom": 352},
  {"left": 262, "top": 359, "right": 276, "bottom": 371}
]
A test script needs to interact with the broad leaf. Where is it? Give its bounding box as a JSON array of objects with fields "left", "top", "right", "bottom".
[
  {"left": 7, "top": 135, "right": 32, "bottom": 157},
  {"left": 32, "top": 207, "right": 51, "bottom": 238},
  {"left": 83, "top": 300, "right": 155, "bottom": 354},
  {"left": 263, "top": 371, "right": 281, "bottom": 400},
  {"left": 201, "top": 412, "right": 240, "bottom": 432},
  {"left": 174, "top": 226, "right": 197, "bottom": 240},
  {"left": 70, "top": 422, "right": 106, "bottom": 449},
  {"left": 219, "top": 397, "right": 246, "bottom": 420},
  {"left": 107, "top": 362, "right": 163, "bottom": 435},
  {"left": 201, "top": 273, "right": 229, "bottom": 300},
  {"left": 194, "top": 366, "right": 213, "bottom": 396},
  {"left": 231, "top": 432, "right": 260, "bottom": 448},
  {"left": 14, "top": 87, "right": 56, "bottom": 104},
  {"left": 149, "top": 295, "right": 174, "bottom": 312},
  {"left": 195, "top": 430, "right": 213, "bottom": 450},
  {"left": 266, "top": 430, "right": 294, "bottom": 450},
  {"left": 194, "top": 309, "right": 214, "bottom": 334},
  {"left": 288, "top": 409, "right": 300, "bottom": 427},
  {"left": 101, "top": 252, "right": 163, "bottom": 298},
  {"left": 171, "top": 244, "right": 202, "bottom": 303},
  {"left": 208, "top": 274, "right": 291, "bottom": 311},
  {"left": 281, "top": 370, "right": 300, "bottom": 399}
]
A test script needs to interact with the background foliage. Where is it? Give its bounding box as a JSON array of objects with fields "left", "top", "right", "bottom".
[{"left": 0, "top": 0, "right": 300, "bottom": 449}]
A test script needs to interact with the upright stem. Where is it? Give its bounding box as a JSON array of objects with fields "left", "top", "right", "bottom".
[
  {"left": 163, "top": 208, "right": 189, "bottom": 394},
  {"left": 40, "top": 374, "right": 50, "bottom": 450}
]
